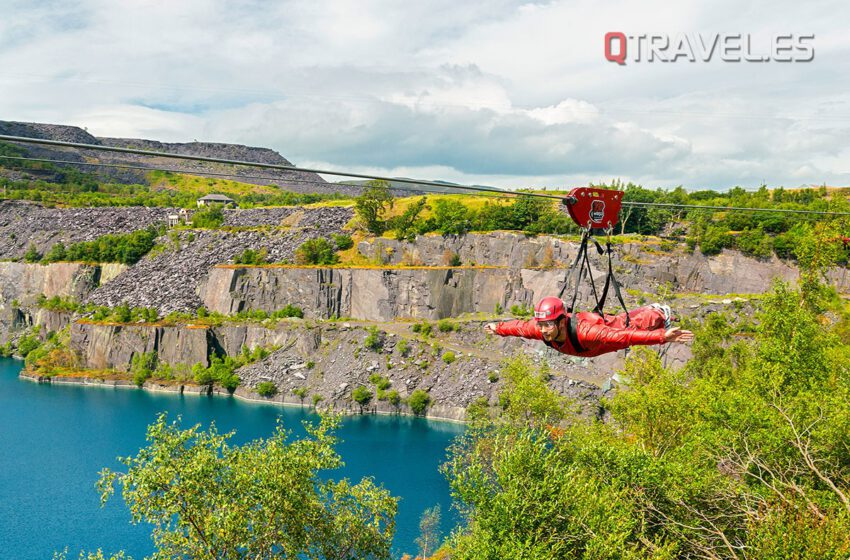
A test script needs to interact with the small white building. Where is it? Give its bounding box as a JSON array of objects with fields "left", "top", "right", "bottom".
[
  {"left": 167, "top": 208, "right": 191, "bottom": 227},
  {"left": 197, "top": 194, "right": 237, "bottom": 208}
]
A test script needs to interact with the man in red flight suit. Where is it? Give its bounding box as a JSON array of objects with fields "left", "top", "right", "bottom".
[{"left": 485, "top": 296, "right": 694, "bottom": 357}]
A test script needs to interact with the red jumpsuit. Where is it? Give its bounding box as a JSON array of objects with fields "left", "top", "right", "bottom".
[{"left": 493, "top": 306, "right": 667, "bottom": 358}]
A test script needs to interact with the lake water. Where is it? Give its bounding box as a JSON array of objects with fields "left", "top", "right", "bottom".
[{"left": 0, "top": 358, "right": 464, "bottom": 558}]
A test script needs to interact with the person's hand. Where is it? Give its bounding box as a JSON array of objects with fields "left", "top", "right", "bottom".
[
  {"left": 485, "top": 322, "right": 498, "bottom": 334},
  {"left": 664, "top": 327, "right": 694, "bottom": 343}
]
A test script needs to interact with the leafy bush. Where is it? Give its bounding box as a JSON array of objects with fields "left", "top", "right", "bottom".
[
  {"left": 332, "top": 233, "right": 354, "bottom": 250},
  {"left": 699, "top": 225, "right": 733, "bottom": 256},
  {"left": 233, "top": 248, "right": 268, "bottom": 265},
  {"left": 369, "top": 374, "right": 391, "bottom": 391},
  {"left": 130, "top": 351, "right": 157, "bottom": 387},
  {"left": 509, "top": 304, "right": 533, "bottom": 319},
  {"left": 17, "top": 330, "right": 42, "bottom": 358},
  {"left": 364, "top": 327, "right": 383, "bottom": 351},
  {"left": 42, "top": 226, "right": 163, "bottom": 265},
  {"left": 407, "top": 389, "right": 431, "bottom": 415},
  {"left": 437, "top": 319, "right": 455, "bottom": 333},
  {"left": 295, "top": 238, "right": 339, "bottom": 265},
  {"left": 411, "top": 321, "right": 432, "bottom": 337},
  {"left": 191, "top": 205, "right": 224, "bottom": 228},
  {"left": 442, "top": 351, "right": 456, "bottom": 364},
  {"left": 736, "top": 227, "right": 773, "bottom": 259},
  {"left": 352, "top": 385, "right": 373, "bottom": 408},
  {"left": 385, "top": 389, "right": 401, "bottom": 407},
  {"left": 24, "top": 243, "right": 41, "bottom": 263},
  {"left": 396, "top": 338, "right": 410, "bottom": 356},
  {"left": 256, "top": 381, "right": 278, "bottom": 397}
]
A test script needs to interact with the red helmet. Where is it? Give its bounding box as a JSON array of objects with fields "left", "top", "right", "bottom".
[{"left": 534, "top": 297, "right": 566, "bottom": 321}]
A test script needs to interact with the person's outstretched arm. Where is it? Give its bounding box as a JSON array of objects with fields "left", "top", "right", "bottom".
[
  {"left": 579, "top": 322, "right": 694, "bottom": 353},
  {"left": 484, "top": 320, "right": 544, "bottom": 341}
]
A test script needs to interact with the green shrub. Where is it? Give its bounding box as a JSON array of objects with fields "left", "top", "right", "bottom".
[
  {"left": 488, "top": 372, "right": 499, "bottom": 383},
  {"left": 130, "top": 351, "right": 157, "bottom": 387},
  {"left": 271, "top": 304, "right": 304, "bottom": 319},
  {"left": 494, "top": 303, "right": 504, "bottom": 314},
  {"left": 407, "top": 389, "right": 431, "bottom": 415},
  {"left": 385, "top": 389, "right": 401, "bottom": 407},
  {"left": 293, "top": 387, "right": 308, "bottom": 401},
  {"left": 736, "top": 227, "right": 773, "bottom": 259},
  {"left": 699, "top": 225, "right": 732, "bottom": 256},
  {"left": 509, "top": 304, "right": 533, "bottom": 319},
  {"left": 295, "top": 238, "right": 339, "bottom": 265},
  {"left": 352, "top": 385, "right": 373, "bottom": 408},
  {"left": 411, "top": 321, "right": 432, "bottom": 337},
  {"left": 437, "top": 319, "right": 455, "bottom": 333},
  {"left": 233, "top": 248, "right": 268, "bottom": 265},
  {"left": 364, "top": 327, "right": 383, "bottom": 351},
  {"left": 311, "top": 393, "right": 323, "bottom": 407},
  {"left": 369, "top": 374, "right": 391, "bottom": 391},
  {"left": 257, "top": 381, "right": 277, "bottom": 398},
  {"left": 354, "top": 180, "right": 393, "bottom": 235},
  {"left": 442, "top": 351, "right": 456, "bottom": 364},
  {"left": 396, "top": 338, "right": 410, "bottom": 356},
  {"left": 24, "top": 243, "right": 42, "bottom": 263},
  {"left": 332, "top": 233, "right": 354, "bottom": 250},
  {"left": 191, "top": 205, "right": 224, "bottom": 228},
  {"left": 17, "top": 330, "right": 41, "bottom": 358}
]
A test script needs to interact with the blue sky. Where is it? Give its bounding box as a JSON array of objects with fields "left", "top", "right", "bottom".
[{"left": 1, "top": 0, "right": 848, "bottom": 190}]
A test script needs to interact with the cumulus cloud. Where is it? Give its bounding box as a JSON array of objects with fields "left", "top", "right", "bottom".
[{"left": 0, "top": 0, "right": 847, "bottom": 189}]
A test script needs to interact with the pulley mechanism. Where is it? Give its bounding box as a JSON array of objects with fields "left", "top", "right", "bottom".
[{"left": 558, "top": 187, "right": 629, "bottom": 324}]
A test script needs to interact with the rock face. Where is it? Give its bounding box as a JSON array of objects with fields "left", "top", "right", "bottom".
[
  {"left": 357, "top": 234, "right": 820, "bottom": 295},
  {"left": 201, "top": 266, "right": 540, "bottom": 320}
]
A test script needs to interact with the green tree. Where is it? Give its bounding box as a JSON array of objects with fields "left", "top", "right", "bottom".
[
  {"left": 97, "top": 414, "right": 397, "bottom": 559},
  {"left": 407, "top": 389, "right": 430, "bottom": 416},
  {"left": 355, "top": 180, "right": 394, "bottom": 235},
  {"left": 388, "top": 196, "right": 428, "bottom": 241},
  {"left": 352, "top": 385, "right": 373, "bottom": 411},
  {"left": 415, "top": 504, "right": 442, "bottom": 559}
]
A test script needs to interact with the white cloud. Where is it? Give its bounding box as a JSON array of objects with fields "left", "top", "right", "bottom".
[{"left": 0, "top": 0, "right": 848, "bottom": 190}]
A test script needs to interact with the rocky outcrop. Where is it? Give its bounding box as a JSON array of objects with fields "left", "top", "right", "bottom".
[
  {"left": 86, "top": 207, "right": 353, "bottom": 314},
  {"left": 358, "top": 234, "right": 842, "bottom": 295},
  {"left": 201, "top": 266, "right": 538, "bottom": 320}
]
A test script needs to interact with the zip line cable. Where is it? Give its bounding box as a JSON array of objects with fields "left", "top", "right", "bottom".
[
  {"left": 0, "top": 135, "right": 546, "bottom": 199},
  {"left": 0, "top": 155, "right": 517, "bottom": 199},
  {"left": 2, "top": 135, "right": 850, "bottom": 218}
]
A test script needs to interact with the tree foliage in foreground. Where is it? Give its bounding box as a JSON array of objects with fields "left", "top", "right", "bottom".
[
  {"left": 443, "top": 231, "right": 850, "bottom": 558},
  {"left": 96, "top": 414, "right": 397, "bottom": 560}
]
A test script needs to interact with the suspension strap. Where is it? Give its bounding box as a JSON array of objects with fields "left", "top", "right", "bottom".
[{"left": 593, "top": 231, "right": 630, "bottom": 326}]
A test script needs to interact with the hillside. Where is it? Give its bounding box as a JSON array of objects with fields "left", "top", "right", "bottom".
[{"left": 0, "top": 120, "right": 362, "bottom": 196}]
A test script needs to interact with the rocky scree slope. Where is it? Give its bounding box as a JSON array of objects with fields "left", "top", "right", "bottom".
[
  {"left": 86, "top": 206, "right": 353, "bottom": 314},
  {"left": 0, "top": 200, "right": 174, "bottom": 258}
]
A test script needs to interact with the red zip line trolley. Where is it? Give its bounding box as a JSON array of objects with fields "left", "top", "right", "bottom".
[{"left": 557, "top": 187, "right": 631, "bottom": 325}]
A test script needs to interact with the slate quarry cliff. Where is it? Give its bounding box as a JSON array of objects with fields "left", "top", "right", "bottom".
[{"left": 5, "top": 201, "right": 847, "bottom": 420}]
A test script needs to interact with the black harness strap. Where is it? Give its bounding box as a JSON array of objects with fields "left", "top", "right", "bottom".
[
  {"left": 566, "top": 314, "right": 585, "bottom": 353},
  {"left": 593, "top": 238, "right": 630, "bottom": 327}
]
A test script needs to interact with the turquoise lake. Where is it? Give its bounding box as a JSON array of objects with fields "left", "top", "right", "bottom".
[{"left": 0, "top": 358, "right": 464, "bottom": 558}]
